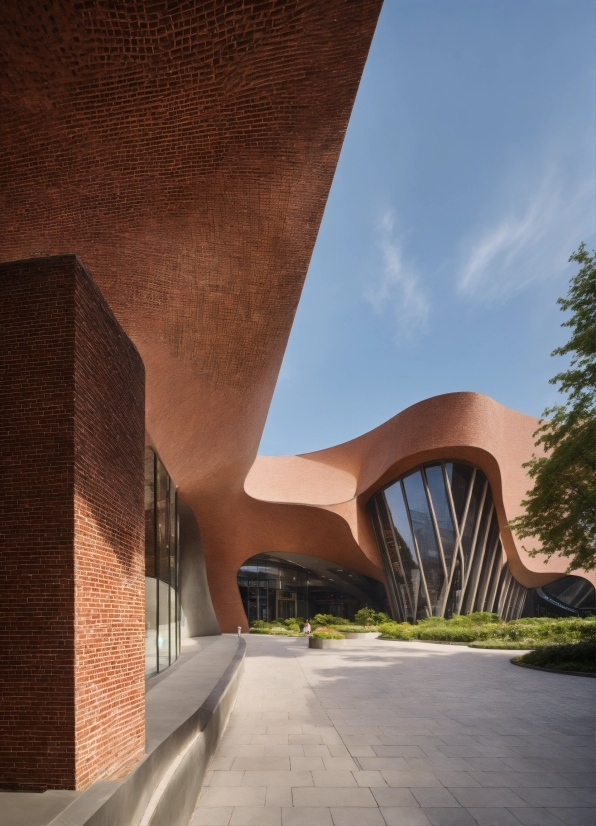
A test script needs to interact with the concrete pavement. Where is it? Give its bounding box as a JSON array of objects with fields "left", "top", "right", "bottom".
[{"left": 189, "top": 635, "right": 594, "bottom": 826}]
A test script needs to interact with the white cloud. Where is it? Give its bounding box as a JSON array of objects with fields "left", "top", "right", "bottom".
[
  {"left": 457, "top": 169, "right": 594, "bottom": 302},
  {"left": 365, "top": 210, "right": 429, "bottom": 338}
]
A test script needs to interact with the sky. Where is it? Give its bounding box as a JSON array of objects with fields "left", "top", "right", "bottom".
[{"left": 259, "top": 0, "right": 596, "bottom": 457}]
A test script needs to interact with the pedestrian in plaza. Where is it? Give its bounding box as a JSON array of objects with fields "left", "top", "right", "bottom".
[{"left": 303, "top": 619, "right": 311, "bottom": 635}]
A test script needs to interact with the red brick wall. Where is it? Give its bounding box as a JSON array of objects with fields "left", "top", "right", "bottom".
[{"left": 0, "top": 255, "right": 145, "bottom": 790}]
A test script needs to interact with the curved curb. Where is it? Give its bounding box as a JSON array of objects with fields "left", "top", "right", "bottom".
[
  {"left": 379, "top": 638, "right": 536, "bottom": 650},
  {"left": 510, "top": 658, "right": 595, "bottom": 678},
  {"left": 468, "top": 645, "right": 534, "bottom": 651},
  {"left": 378, "top": 638, "right": 469, "bottom": 646},
  {"left": 141, "top": 636, "right": 246, "bottom": 826},
  {"left": 48, "top": 637, "right": 246, "bottom": 826}
]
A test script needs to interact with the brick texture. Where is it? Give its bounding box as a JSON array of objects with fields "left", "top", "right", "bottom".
[
  {"left": 0, "top": 1, "right": 382, "bottom": 389},
  {"left": 0, "top": 255, "right": 145, "bottom": 791},
  {"left": 0, "top": 2, "right": 383, "bottom": 644}
]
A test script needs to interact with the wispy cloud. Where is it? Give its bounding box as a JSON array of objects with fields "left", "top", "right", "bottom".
[
  {"left": 457, "top": 170, "right": 594, "bottom": 302},
  {"left": 365, "top": 210, "right": 429, "bottom": 338}
]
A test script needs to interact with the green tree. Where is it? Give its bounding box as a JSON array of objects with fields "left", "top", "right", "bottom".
[{"left": 509, "top": 243, "right": 596, "bottom": 571}]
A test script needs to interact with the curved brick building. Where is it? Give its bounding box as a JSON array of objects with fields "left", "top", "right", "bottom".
[
  {"left": 0, "top": 0, "right": 593, "bottom": 800},
  {"left": 240, "top": 392, "right": 595, "bottom": 630}
]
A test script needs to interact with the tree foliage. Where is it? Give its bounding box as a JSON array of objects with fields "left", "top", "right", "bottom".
[{"left": 509, "top": 243, "right": 596, "bottom": 571}]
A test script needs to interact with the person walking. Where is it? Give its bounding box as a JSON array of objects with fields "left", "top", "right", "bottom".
[{"left": 303, "top": 619, "right": 311, "bottom": 635}]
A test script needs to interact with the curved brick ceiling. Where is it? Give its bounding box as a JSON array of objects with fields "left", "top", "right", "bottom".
[{"left": 0, "top": 0, "right": 383, "bottom": 492}]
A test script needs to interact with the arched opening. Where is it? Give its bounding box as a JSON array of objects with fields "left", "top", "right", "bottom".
[
  {"left": 533, "top": 576, "right": 596, "bottom": 618},
  {"left": 237, "top": 552, "right": 389, "bottom": 624}
]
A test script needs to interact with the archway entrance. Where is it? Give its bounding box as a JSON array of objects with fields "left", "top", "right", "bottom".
[{"left": 237, "top": 552, "right": 388, "bottom": 624}]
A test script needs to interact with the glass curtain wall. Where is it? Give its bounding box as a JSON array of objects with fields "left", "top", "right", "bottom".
[
  {"left": 237, "top": 554, "right": 388, "bottom": 623},
  {"left": 145, "top": 447, "right": 180, "bottom": 678},
  {"left": 238, "top": 563, "right": 307, "bottom": 624},
  {"left": 532, "top": 576, "right": 596, "bottom": 618},
  {"left": 369, "top": 460, "right": 528, "bottom": 622}
]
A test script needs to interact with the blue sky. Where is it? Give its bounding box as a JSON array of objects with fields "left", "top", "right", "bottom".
[{"left": 259, "top": 0, "right": 596, "bottom": 457}]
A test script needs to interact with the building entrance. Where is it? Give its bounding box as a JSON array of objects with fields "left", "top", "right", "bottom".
[
  {"left": 277, "top": 593, "right": 297, "bottom": 619},
  {"left": 237, "top": 552, "right": 388, "bottom": 625}
]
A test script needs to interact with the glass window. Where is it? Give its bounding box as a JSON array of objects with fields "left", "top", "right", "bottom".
[
  {"left": 237, "top": 555, "right": 389, "bottom": 624},
  {"left": 383, "top": 483, "right": 423, "bottom": 619},
  {"left": 445, "top": 557, "right": 462, "bottom": 618},
  {"left": 384, "top": 483, "right": 418, "bottom": 570},
  {"left": 156, "top": 458, "right": 170, "bottom": 671},
  {"left": 144, "top": 450, "right": 156, "bottom": 578},
  {"left": 542, "top": 576, "right": 596, "bottom": 611},
  {"left": 145, "top": 576, "right": 158, "bottom": 678},
  {"left": 144, "top": 447, "right": 181, "bottom": 678},
  {"left": 461, "top": 471, "right": 485, "bottom": 569},
  {"left": 485, "top": 540, "right": 504, "bottom": 614},
  {"left": 475, "top": 515, "right": 500, "bottom": 611},
  {"left": 424, "top": 464, "right": 456, "bottom": 572},
  {"left": 169, "top": 482, "right": 178, "bottom": 660},
  {"left": 402, "top": 470, "right": 444, "bottom": 616},
  {"left": 449, "top": 462, "right": 475, "bottom": 527},
  {"left": 144, "top": 448, "right": 157, "bottom": 678}
]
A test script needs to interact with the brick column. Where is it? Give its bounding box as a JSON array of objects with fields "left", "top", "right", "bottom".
[{"left": 0, "top": 256, "right": 145, "bottom": 790}]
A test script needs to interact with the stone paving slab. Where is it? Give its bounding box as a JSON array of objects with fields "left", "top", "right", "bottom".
[{"left": 189, "top": 637, "right": 595, "bottom": 826}]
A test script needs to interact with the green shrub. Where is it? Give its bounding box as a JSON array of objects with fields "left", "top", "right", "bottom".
[
  {"left": 579, "top": 621, "right": 596, "bottom": 641},
  {"left": 491, "top": 618, "right": 593, "bottom": 645},
  {"left": 269, "top": 627, "right": 301, "bottom": 636},
  {"left": 354, "top": 608, "right": 376, "bottom": 625},
  {"left": 312, "top": 613, "right": 345, "bottom": 627},
  {"left": 283, "top": 619, "right": 300, "bottom": 631},
  {"left": 254, "top": 614, "right": 596, "bottom": 647},
  {"left": 516, "top": 641, "right": 595, "bottom": 673},
  {"left": 333, "top": 625, "right": 378, "bottom": 633},
  {"left": 378, "top": 621, "right": 416, "bottom": 640},
  {"left": 311, "top": 627, "right": 345, "bottom": 640},
  {"left": 416, "top": 616, "right": 448, "bottom": 626},
  {"left": 373, "top": 611, "right": 392, "bottom": 624},
  {"left": 416, "top": 625, "right": 478, "bottom": 642},
  {"left": 248, "top": 621, "right": 301, "bottom": 636},
  {"left": 469, "top": 611, "right": 501, "bottom": 623}
]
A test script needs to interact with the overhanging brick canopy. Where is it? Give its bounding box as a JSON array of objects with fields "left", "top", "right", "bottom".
[
  {"left": 0, "top": 0, "right": 383, "bottom": 485},
  {"left": 0, "top": 0, "right": 384, "bottom": 671}
]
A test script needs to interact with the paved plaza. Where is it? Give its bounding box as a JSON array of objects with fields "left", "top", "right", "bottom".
[{"left": 189, "top": 636, "right": 594, "bottom": 826}]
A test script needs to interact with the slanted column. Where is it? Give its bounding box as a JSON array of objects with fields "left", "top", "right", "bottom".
[{"left": 0, "top": 256, "right": 145, "bottom": 790}]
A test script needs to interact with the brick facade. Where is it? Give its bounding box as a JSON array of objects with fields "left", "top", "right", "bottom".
[
  {"left": 0, "top": 255, "right": 145, "bottom": 790},
  {"left": 0, "top": 1, "right": 383, "bottom": 642}
]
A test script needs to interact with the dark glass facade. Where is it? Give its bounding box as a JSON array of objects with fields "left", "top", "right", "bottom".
[
  {"left": 237, "top": 552, "right": 388, "bottom": 623},
  {"left": 145, "top": 447, "right": 180, "bottom": 677},
  {"left": 532, "top": 575, "right": 596, "bottom": 618},
  {"left": 369, "top": 460, "right": 529, "bottom": 622}
]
